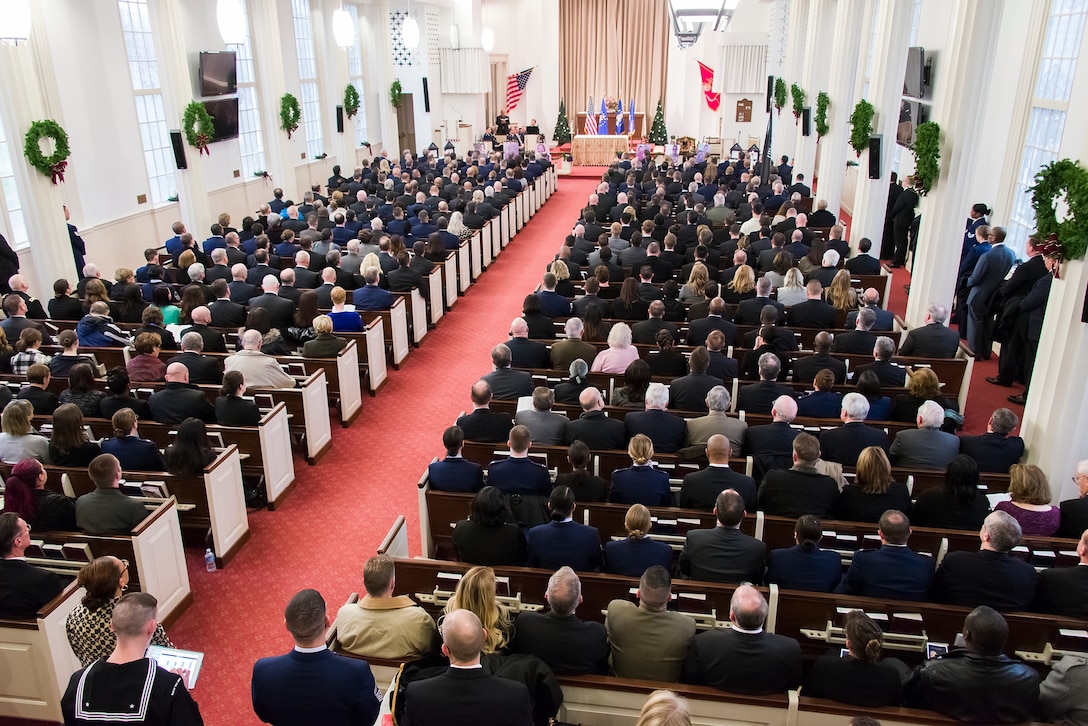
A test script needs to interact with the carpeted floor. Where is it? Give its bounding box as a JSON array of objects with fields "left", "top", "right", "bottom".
[{"left": 166, "top": 174, "right": 601, "bottom": 724}]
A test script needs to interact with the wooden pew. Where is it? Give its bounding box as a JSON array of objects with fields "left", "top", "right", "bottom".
[
  {"left": 360, "top": 295, "right": 411, "bottom": 367},
  {"left": 393, "top": 289, "right": 429, "bottom": 347}
]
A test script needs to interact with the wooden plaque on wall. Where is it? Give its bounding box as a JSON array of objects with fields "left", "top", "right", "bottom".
[{"left": 736, "top": 99, "right": 753, "bottom": 123}]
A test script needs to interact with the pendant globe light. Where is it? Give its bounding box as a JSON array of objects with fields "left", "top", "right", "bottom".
[
  {"left": 480, "top": 27, "right": 494, "bottom": 52},
  {"left": 332, "top": 7, "right": 354, "bottom": 49},
  {"left": 216, "top": 0, "right": 246, "bottom": 46},
  {"left": 401, "top": 14, "right": 419, "bottom": 49}
]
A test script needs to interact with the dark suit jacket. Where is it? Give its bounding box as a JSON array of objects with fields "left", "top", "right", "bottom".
[
  {"left": 527, "top": 520, "right": 603, "bottom": 571},
  {"left": 624, "top": 409, "right": 686, "bottom": 453},
  {"left": 846, "top": 254, "right": 882, "bottom": 275},
  {"left": 17, "top": 386, "right": 59, "bottom": 416},
  {"left": 737, "top": 381, "right": 794, "bottom": 415},
  {"left": 898, "top": 323, "right": 961, "bottom": 358},
  {"left": 932, "top": 549, "right": 1038, "bottom": 611},
  {"left": 853, "top": 359, "right": 907, "bottom": 387},
  {"left": 831, "top": 330, "right": 877, "bottom": 355},
  {"left": 248, "top": 292, "right": 296, "bottom": 331},
  {"left": 744, "top": 421, "right": 800, "bottom": 481},
  {"left": 566, "top": 411, "right": 626, "bottom": 451},
  {"left": 456, "top": 408, "right": 512, "bottom": 443},
  {"left": 147, "top": 382, "right": 216, "bottom": 423},
  {"left": 487, "top": 457, "right": 551, "bottom": 496},
  {"left": 510, "top": 611, "right": 610, "bottom": 675},
  {"left": 209, "top": 298, "right": 247, "bottom": 328},
  {"left": 603, "top": 537, "right": 674, "bottom": 578},
  {"left": 787, "top": 300, "right": 838, "bottom": 329},
  {"left": 791, "top": 352, "right": 847, "bottom": 385},
  {"left": 293, "top": 267, "right": 320, "bottom": 289},
  {"left": 680, "top": 526, "right": 766, "bottom": 583},
  {"left": 166, "top": 352, "right": 223, "bottom": 385},
  {"left": 686, "top": 315, "right": 737, "bottom": 347},
  {"left": 683, "top": 628, "right": 802, "bottom": 694},
  {"left": 840, "top": 545, "right": 935, "bottom": 601},
  {"left": 735, "top": 296, "right": 785, "bottom": 326},
  {"left": 483, "top": 368, "right": 534, "bottom": 400},
  {"left": 0, "top": 559, "right": 64, "bottom": 619},
  {"left": 846, "top": 306, "right": 895, "bottom": 331},
  {"left": 766, "top": 543, "right": 842, "bottom": 592},
  {"left": 404, "top": 667, "right": 532, "bottom": 726},
  {"left": 679, "top": 466, "right": 756, "bottom": 512},
  {"left": 215, "top": 395, "right": 260, "bottom": 426},
  {"left": 668, "top": 372, "right": 721, "bottom": 412},
  {"left": 1058, "top": 497, "right": 1088, "bottom": 539},
  {"left": 100, "top": 435, "right": 165, "bottom": 472},
  {"left": 252, "top": 649, "right": 381, "bottom": 726},
  {"left": 631, "top": 318, "right": 680, "bottom": 345},
  {"left": 957, "top": 433, "right": 1025, "bottom": 473},
  {"left": 228, "top": 279, "right": 259, "bottom": 304},
  {"left": 610, "top": 465, "right": 671, "bottom": 506},
  {"left": 757, "top": 467, "right": 839, "bottom": 518},
  {"left": 180, "top": 324, "right": 227, "bottom": 354},
  {"left": 795, "top": 390, "right": 843, "bottom": 419},
  {"left": 819, "top": 422, "right": 889, "bottom": 465},
  {"left": 427, "top": 457, "right": 484, "bottom": 493},
  {"left": 1033, "top": 565, "right": 1088, "bottom": 619},
  {"left": 504, "top": 338, "right": 550, "bottom": 370}
]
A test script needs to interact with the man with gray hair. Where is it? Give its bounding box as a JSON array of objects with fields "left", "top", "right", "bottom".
[
  {"left": 482, "top": 344, "right": 534, "bottom": 400},
  {"left": 510, "top": 567, "right": 608, "bottom": 675},
  {"left": 76, "top": 301, "right": 131, "bottom": 347},
  {"left": 832, "top": 306, "right": 879, "bottom": 354},
  {"left": 205, "top": 247, "right": 231, "bottom": 284},
  {"left": 514, "top": 386, "right": 569, "bottom": 445},
  {"left": 504, "top": 317, "right": 550, "bottom": 369},
  {"left": 853, "top": 335, "right": 907, "bottom": 387},
  {"left": 682, "top": 582, "right": 801, "bottom": 694},
  {"left": 624, "top": 381, "right": 687, "bottom": 453},
  {"left": 228, "top": 262, "right": 259, "bottom": 303},
  {"left": 167, "top": 331, "right": 224, "bottom": 385},
  {"left": 225, "top": 329, "right": 296, "bottom": 389},
  {"left": 846, "top": 287, "right": 895, "bottom": 330},
  {"left": 247, "top": 274, "right": 296, "bottom": 332},
  {"left": 932, "top": 510, "right": 1039, "bottom": 611},
  {"left": 958, "top": 408, "right": 1025, "bottom": 473},
  {"left": 899, "top": 302, "right": 962, "bottom": 358},
  {"left": 683, "top": 385, "right": 747, "bottom": 456},
  {"left": 606, "top": 565, "right": 696, "bottom": 682},
  {"left": 810, "top": 249, "right": 840, "bottom": 288},
  {"left": 735, "top": 275, "right": 784, "bottom": 326},
  {"left": 818, "top": 392, "right": 890, "bottom": 465},
  {"left": 1058, "top": 460, "right": 1088, "bottom": 538},
  {"left": 736, "top": 353, "right": 793, "bottom": 415},
  {"left": 341, "top": 239, "right": 365, "bottom": 276},
  {"left": 565, "top": 387, "right": 626, "bottom": 450},
  {"left": 352, "top": 266, "right": 392, "bottom": 310},
  {"left": 889, "top": 400, "right": 959, "bottom": 469},
  {"left": 550, "top": 317, "right": 597, "bottom": 371}
]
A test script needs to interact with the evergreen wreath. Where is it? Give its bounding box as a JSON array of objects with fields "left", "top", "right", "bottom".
[
  {"left": 848, "top": 100, "right": 875, "bottom": 157},
  {"left": 182, "top": 101, "right": 215, "bottom": 157},
  {"left": 790, "top": 83, "right": 806, "bottom": 121},
  {"left": 280, "top": 93, "right": 301, "bottom": 139},
  {"left": 815, "top": 92, "right": 830, "bottom": 139},
  {"left": 773, "top": 78, "right": 787, "bottom": 115},
  {"left": 1030, "top": 158, "right": 1088, "bottom": 265},
  {"left": 910, "top": 121, "right": 941, "bottom": 196},
  {"left": 344, "top": 84, "right": 360, "bottom": 119},
  {"left": 390, "top": 80, "right": 404, "bottom": 109},
  {"left": 23, "top": 119, "right": 70, "bottom": 185}
]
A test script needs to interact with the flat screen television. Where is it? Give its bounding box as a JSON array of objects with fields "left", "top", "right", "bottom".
[
  {"left": 896, "top": 99, "right": 930, "bottom": 147},
  {"left": 203, "top": 98, "right": 239, "bottom": 142},
  {"left": 199, "top": 51, "right": 237, "bottom": 96},
  {"left": 903, "top": 46, "right": 926, "bottom": 99}
]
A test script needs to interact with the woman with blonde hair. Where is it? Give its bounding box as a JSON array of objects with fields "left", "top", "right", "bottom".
[
  {"left": 995, "top": 464, "right": 1060, "bottom": 536},
  {"left": 83, "top": 278, "right": 110, "bottom": 313},
  {"left": 591, "top": 322, "right": 640, "bottom": 374},
  {"left": 722, "top": 264, "right": 756, "bottom": 305},
  {"left": 610, "top": 432, "right": 671, "bottom": 506},
  {"left": 603, "top": 503, "right": 673, "bottom": 577},
  {"left": 327, "top": 287, "right": 364, "bottom": 332},
  {"left": 0, "top": 399, "right": 50, "bottom": 463},
  {"left": 679, "top": 262, "right": 708, "bottom": 303},
  {"left": 636, "top": 690, "right": 691, "bottom": 726},
  {"left": 447, "top": 211, "right": 473, "bottom": 241},
  {"left": 776, "top": 267, "right": 807, "bottom": 307},
  {"left": 549, "top": 258, "right": 576, "bottom": 297},
  {"left": 833, "top": 446, "right": 911, "bottom": 523},
  {"left": 443, "top": 565, "right": 513, "bottom": 654},
  {"left": 890, "top": 367, "right": 955, "bottom": 422},
  {"left": 824, "top": 269, "right": 859, "bottom": 312}
]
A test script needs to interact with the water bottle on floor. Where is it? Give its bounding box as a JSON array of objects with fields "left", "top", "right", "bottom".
[{"left": 205, "top": 549, "right": 217, "bottom": 572}]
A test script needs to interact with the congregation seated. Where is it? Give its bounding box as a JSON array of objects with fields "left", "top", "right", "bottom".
[
  {"left": 839, "top": 509, "right": 934, "bottom": 601},
  {"left": 679, "top": 488, "right": 765, "bottom": 584},
  {"left": 12, "top": 328, "right": 51, "bottom": 376},
  {"left": 791, "top": 330, "right": 846, "bottom": 384},
  {"left": 667, "top": 346, "right": 720, "bottom": 412},
  {"left": 483, "top": 343, "right": 534, "bottom": 400},
  {"left": 504, "top": 317, "right": 549, "bottom": 369},
  {"left": 889, "top": 400, "right": 960, "bottom": 469},
  {"left": 818, "top": 393, "right": 890, "bottom": 466},
  {"left": 456, "top": 380, "right": 512, "bottom": 443},
  {"left": 167, "top": 331, "right": 224, "bottom": 386},
  {"left": 99, "top": 367, "right": 150, "bottom": 419},
  {"left": 603, "top": 503, "right": 673, "bottom": 578},
  {"left": 520, "top": 293, "right": 554, "bottom": 340},
  {"left": 958, "top": 407, "right": 1025, "bottom": 473},
  {"left": 1058, "top": 458, "right": 1088, "bottom": 538},
  {"left": 854, "top": 369, "right": 892, "bottom": 420},
  {"left": 148, "top": 363, "right": 216, "bottom": 424},
  {"left": 0, "top": 398, "right": 51, "bottom": 463},
  {"left": 624, "top": 382, "right": 686, "bottom": 454},
  {"left": 757, "top": 432, "right": 839, "bottom": 518},
  {"left": 510, "top": 566, "right": 610, "bottom": 675},
  {"left": 49, "top": 329, "right": 99, "bottom": 379},
  {"left": 832, "top": 446, "right": 911, "bottom": 523},
  {"left": 48, "top": 403, "right": 102, "bottom": 467},
  {"left": 452, "top": 486, "right": 527, "bottom": 566},
  {"left": 610, "top": 434, "right": 670, "bottom": 507},
  {"left": 591, "top": 321, "right": 639, "bottom": 374},
  {"left": 803, "top": 610, "right": 908, "bottom": 707},
  {"left": 794, "top": 369, "right": 843, "bottom": 419},
  {"left": 225, "top": 329, "right": 296, "bottom": 389},
  {"left": 0, "top": 510, "right": 64, "bottom": 618},
  {"left": 75, "top": 453, "right": 147, "bottom": 535},
  {"left": 679, "top": 434, "right": 755, "bottom": 511},
  {"left": 765, "top": 514, "right": 842, "bottom": 592},
  {"left": 58, "top": 363, "right": 105, "bottom": 418},
  {"left": 605, "top": 565, "right": 695, "bottom": 683},
  {"left": 1, "top": 458, "right": 75, "bottom": 531},
  {"left": 647, "top": 328, "right": 688, "bottom": 378},
  {"left": 736, "top": 353, "right": 793, "bottom": 415},
  {"left": 898, "top": 302, "right": 962, "bottom": 358},
  {"left": 554, "top": 440, "right": 609, "bottom": 502},
  {"left": 611, "top": 358, "right": 651, "bottom": 408},
  {"left": 744, "top": 394, "right": 800, "bottom": 482},
  {"left": 76, "top": 301, "right": 131, "bottom": 348},
  {"left": 995, "top": 463, "right": 1060, "bottom": 536},
  {"left": 486, "top": 424, "right": 550, "bottom": 497},
  {"left": 100, "top": 407, "right": 166, "bottom": 472},
  {"left": 566, "top": 386, "right": 626, "bottom": 450},
  {"left": 163, "top": 418, "right": 216, "bottom": 476},
  {"left": 514, "top": 386, "right": 568, "bottom": 446},
  {"left": 931, "top": 510, "right": 1038, "bottom": 611},
  {"left": 526, "top": 486, "right": 602, "bottom": 572},
  {"left": 852, "top": 335, "right": 907, "bottom": 387}
]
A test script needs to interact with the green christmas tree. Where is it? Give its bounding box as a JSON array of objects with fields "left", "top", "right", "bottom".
[
  {"left": 647, "top": 100, "right": 667, "bottom": 145},
  {"left": 553, "top": 100, "right": 571, "bottom": 145}
]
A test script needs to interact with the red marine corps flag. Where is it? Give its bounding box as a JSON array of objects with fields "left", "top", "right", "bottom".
[{"left": 697, "top": 61, "right": 721, "bottom": 111}]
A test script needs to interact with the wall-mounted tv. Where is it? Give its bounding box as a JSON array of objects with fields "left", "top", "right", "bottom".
[
  {"left": 203, "top": 98, "right": 239, "bottom": 142},
  {"left": 200, "top": 51, "right": 237, "bottom": 97},
  {"left": 903, "top": 46, "right": 928, "bottom": 99},
  {"left": 896, "top": 100, "right": 930, "bottom": 147}
]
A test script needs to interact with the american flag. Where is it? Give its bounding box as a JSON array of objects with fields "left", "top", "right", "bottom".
[
  {"left": 585, "top": 96, "right": 597, "bottom": 135},
  {"left": 505, "top": 67, "right": 534, "bottom": 113}
]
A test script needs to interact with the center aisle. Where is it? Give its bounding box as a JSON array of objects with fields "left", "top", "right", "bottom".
[{"left": 168, "top": 173, "right": 601, "bottom": 724}]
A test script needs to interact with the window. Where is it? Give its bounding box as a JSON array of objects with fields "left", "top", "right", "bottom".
[
  {"left": 292, "top": 0, "right": 324, "bottom": 160},
  {"left": 345, "top": 4, "right": 369, "bottom": 148},
  {"left": 118, "top": 0, "right": 174, "bottom": 206},
  {"left": 1005, "top": 0, "right": 1088, "bottom": 256},
  {"left": 861, "top": 0, "right": 882, "bottom": 100},
  {"left": 0, "top": 121, "right": 27, "bottom": 249},
  {"left": 236, "top": 0, "right": 265, "bottom": 177}
]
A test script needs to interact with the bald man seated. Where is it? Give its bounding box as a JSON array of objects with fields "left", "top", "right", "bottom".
[{"left": 147, "top": 362, "right": 217, "bottom": 424}]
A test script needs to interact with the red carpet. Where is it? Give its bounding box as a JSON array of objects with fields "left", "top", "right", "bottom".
[{"left": 167, "top": 175, "right": 601, "bottom": 724}]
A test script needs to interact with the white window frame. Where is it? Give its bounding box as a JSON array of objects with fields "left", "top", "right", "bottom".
[
  {"left": 0, "top": 119, "right": 28, "bottom": 250},
  {"left": 345, "top": 4, "right": 369, "bottom": 148},
  {"left": 236, "top": 0, "right": 266, "bottom": 177},
  {"left": 292, "top": 0, "right": 324, "bottom": 160}
]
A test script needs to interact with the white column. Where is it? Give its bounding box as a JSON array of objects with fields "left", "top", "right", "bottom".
[
  {"left": 814, "top": 0, "right": 864, "bottom": 216},
  {"left": 147, "top": 0, "right": 212, "bottom": 233},
  {"left": 776, "top": 0, "right": 808, "bottom": 164},
  {"left": 794, "top": 0, "right": 834, "bottom": 184},
  {"left": 904, "top": 0, "right": 1004, "bottom": 327},
  {"left": 362, "top": 0, "right": 398, "bottom": 154},
  {"left": 847, "top": 0, "right": 913, "bottom": 250},
  {"left": 249, "top": 0, "right": 295, "bottom": 197}
]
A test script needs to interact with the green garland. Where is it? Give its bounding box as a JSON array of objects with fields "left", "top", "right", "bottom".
[
  {"left": 815, "top": 92, "right": 830, "bottom": 139},
  {"left": 848, "top": 100, "right": 875, "bottom": 157},
  {"left": 773, "top": 78, "right": 787, "bottom": 115},
  {"left": 182, "top": 101, "right": 215, "bottom": 157},
  {"left": 910, "top": 121, "right": 941, "bottom": 196},
  {"left": 1030, "top": 159, "right": 1088, "bottom": 263},
  {"left": 790, "top": 83, "right": 806, "bottom": 121},
  {"left": 280, "top": 93, "right": 301, "bottom": 139},
  {"left": 344, "top": 84, "right": 360, "bottom": 119},
  {"left": 390, "top": 80, "right": 404, "bottom": 109},
  {"left": 23, "top": 119, "right": 70, "bottom": 185}
]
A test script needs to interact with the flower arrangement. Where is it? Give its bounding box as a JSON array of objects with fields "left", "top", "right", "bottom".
[{"left": 603, "top": 96, "right": 618, "bottom": 113}]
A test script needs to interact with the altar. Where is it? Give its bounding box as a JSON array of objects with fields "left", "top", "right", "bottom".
[
  {"left": 572, "top": 135, "right": 630, "bottom": 166},
  {"left": 575, "top": 112, "right": 646, "bottom": 138}
]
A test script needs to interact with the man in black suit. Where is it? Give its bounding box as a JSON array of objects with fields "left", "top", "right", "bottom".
[
  {"left": 227, "top": 263, "right": 259, "bottom": 304},
  {"left": 679, "top": 435, "right": 756, "bottom": 511},
  {"left": 808, "top": 199, "right": 836, "bottom": 228},
  {"left": 839, "top": 510, "right": 935, "bottom": 601},
  {"left": 482, "top": 344, "right": 534, "bottom": 400},
  {"left": 737, "top": 354, "right": 794, "bottom": 415},
  {"left": 455, "top": 381, "right": 513, "bottom": 443},
  {"left": 735, "top": 277, "right": 785, "bottom": 326},
  {"left": 624, "top": 383, "right": 686, "bottom": 454},
  {"left": 204, "top": 249, "right": 232, "bottom": 285},
  {"left": 641, "top": 242, "right": 674, "bottom": 283},
  {"left": 246, "top": 249, "right": 277, "bottom": 286},
  {"left": 527, "top": 486, "right": 603, "bottom": 571},
  {"left": 831, "top": 306, "right": 878, "bottom": 355},
  {"left": 208, "top": 280, "right": 247, "bottom": 328},
  {"left": 632, "top": 301, "right": 680, "bottom": 345},
  {"left": 679, "top": 489, "right": 765, "bottom": 583},
  {"left": 958, "top": 408, "right": 1025, "bottom": 473},
  {"left": 852, "top": 335, "right": 907, "bottom": 387},
  {"left": 932, "top": 511, "right": 1039, "bottom": 611},
  {"left": 0, "top": 512, "right": 64, "bottom": 618},
  {"left": 845, "top": 289, "right": 895, "bottom": 331},
  {"left": 741, "top": 305, "right": 799, "bottom": 353},
  {"left": 757, "top": 233, "right": 787, "bottom": 273},
  {"left": 312, "top": 269, "right": 338, "bottom": 308},
  {"left": 404, "top": 608, "right": 532, "bottom": 726},
  {"left": 510, "top": 567, "right": 609, "bottom": 675},
  {"left": 787, "top": 281, "right": 838, "bottom": 330},
  {"left": 818, "top": 392, "right": 890, "bottom": 465},
  {"left": 179, "top": 306, "right": 227, "bottom": 354},
  {"left": 846, "top": 237, "right": 883, "bottom": 275},
  {"left": 167, "top": 332, "right": 224, "bottom": 385},
  {"left": 249, "top": 276, "right": 298, "bottom": 334},
  {"left": 898, "top": 302, "right": 961, "bottom": 358},
  {"left": 292, "top": 251, "right": 321, "bottom": 289},
  {"left": 790, "top": 332, "right": 847, "bottom": 384},
  {"left": 668, "top": 347, "right": 721, "bottom": 412},
  {"left": 148, "top": 363, "right": 217, "bottom": 423},
  {"left": 703, "top": 330, "right": 739, "bottom": 383},
  {"left": 686, "top": 297, "right": 736, "bottom": 347},
  {"left": 744, "top": 394, "right": 800, "bottom": 482},
  {"left": 682, "top": 583, "right": 802, "bottom": 694},
  {"left": 1058, "top": 461, "right": 1088, "bottom": 538},
  {"left": 757, "top": 433, "right": 839, "bottom": 517},
  {"left": 503, "top": 318, "right": 550, "bottom": 369},
  {"left": 1032, "top": 529, "right": 1088, "bottom": 618},
  {"left": 427, "top": 426, "right": 484, "bottom": 493},
  {"left": 572, "top": 277, "right": 610, "bottom": 318},
  {"left": 565, "top": 387, "right": 626, "bottom": 451},
  {"left": 989, "top": 237, "right": 1050, "bottom": 386}
]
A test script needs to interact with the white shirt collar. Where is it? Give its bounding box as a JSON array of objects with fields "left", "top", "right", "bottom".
[
  {"left": 294, "top": 644, "right": 327, "bottom": 654},
  {"left": 731, "top": 624, "right": 763, "bottom": 635}
]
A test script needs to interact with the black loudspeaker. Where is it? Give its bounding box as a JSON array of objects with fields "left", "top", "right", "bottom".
[
  {"left": 422, "top": 77, "right": 430, "bottom": 112},
  {"left": 169, "top": 130, "right": 187, "bottom": 170},
  {"left": 801, "top": 107, "right": 811, "bottom": 137},
  {"left": 868, "top": 135, "right": 882, "bottom": 179},
  {"left": 766, "top": 75, "right": 774, "bottom": 112},
  {"left": 336, "top": 105, "right": 344, "bottom": 133}
]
